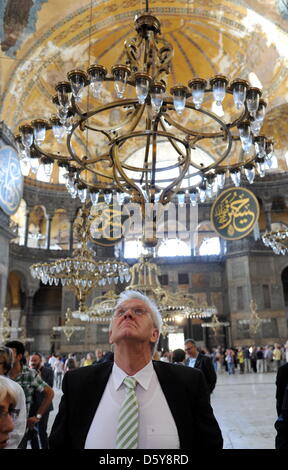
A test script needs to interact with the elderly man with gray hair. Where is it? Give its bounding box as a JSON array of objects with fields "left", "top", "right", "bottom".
[{"left": 49, "top": 290, "right": 223, "bottom": 449}]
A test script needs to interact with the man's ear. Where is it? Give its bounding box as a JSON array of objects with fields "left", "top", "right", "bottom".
[{"left": 150, "top": 328, "right": 159, "bottom": 345}]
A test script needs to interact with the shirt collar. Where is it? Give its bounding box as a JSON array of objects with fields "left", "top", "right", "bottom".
[{"left": 113, "top": 360, "right": 154, "bottom": 391}]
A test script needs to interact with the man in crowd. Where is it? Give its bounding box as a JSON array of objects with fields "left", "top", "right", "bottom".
[
  {"left": 184, "top": 339, "right": 217, "bottom": 397},
  {"left": 49, "top": 290, "right": 223, "bottom": 449},
  {"left": 28, "top": 352, "right": 54, "bottom": 449},
  {"left": 5, "top": 340, "right": 54, "bottom": 448},
  {"left": 92, "top": 348, "right": 104, "bottom": 365}
]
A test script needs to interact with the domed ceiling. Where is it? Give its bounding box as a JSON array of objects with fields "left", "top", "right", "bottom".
[{"left": 0, "top": 0, "right": 288, "bottom": 185}]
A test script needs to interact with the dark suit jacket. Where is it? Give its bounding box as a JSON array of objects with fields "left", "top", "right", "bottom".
[
  {"left": 185, "top": 354, "right": 217, "bottom": 394},
  {"left": 49, "top": 360, "right": 223, "bottom": 449},
  {"left": 276, "top": 362, "right": 288, "bottom": 416}
]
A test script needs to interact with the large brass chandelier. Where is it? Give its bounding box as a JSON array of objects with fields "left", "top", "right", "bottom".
[
  {"left": 262, "top": 230, "right": 288, "bottom": 255},
  {"left": 73, "top": 254, "right": 217, "bottom": 334},
  {"left": 14, "top": 1, "right": 274, "bottom": 209},
  {"left": 30, "top": 208, "right": 130, "bottom": 312}
]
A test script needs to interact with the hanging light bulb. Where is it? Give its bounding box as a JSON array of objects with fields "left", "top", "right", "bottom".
[
  {"left": 244, "top": 164, "right": 256, "bottom": 184},
  {"left": 88, "top": 64, "right": 107, "bottom": 98},
  {"left": 150, "top": 83, "right": 165, "bottom": 113},
  {"left": 111, "top": 65, "right": 131, "bottom": 98},
  {"left": 188, "top": 78, "right": 207, "bottom": 109},
  {"left": 210, "top": 75, "right": 228, "bottom": 106},
  {"left": 135, "top": 73, "right": 151, "bottom": 104},
  {"left": 67, "top": 69, "right": 87, "bottom": 102},
  {"left": 19, "top": 157, "right": 31, "bottom": 176},
  {"left": 171, "top": 85, "right": 188, "bottom": 115},
  {"left": 31, "top": 119, "right": 48, "bottom": 146},
  {"left": 230, "top": 79, "right": 249, "bottom": 109},
  {"left": 230, "top": 168, "right": 241, "bottom": 186},
  {"left": 250, "top": 119, "right": 261, "bottom": 137}
]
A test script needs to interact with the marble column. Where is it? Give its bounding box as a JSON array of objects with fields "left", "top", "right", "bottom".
[
  {"left": 24, "top": 208, "right": 30, "bottom": 247},
  {"left": 46, "top": 214, "right": 53, "bottom": 249},
  {"left": 263, "top": 201, "right": 272, "bottom": 232}
]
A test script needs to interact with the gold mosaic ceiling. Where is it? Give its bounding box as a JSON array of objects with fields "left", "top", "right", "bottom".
[{"left": 1, "top": 0, "right": 288, "bottom": 182}]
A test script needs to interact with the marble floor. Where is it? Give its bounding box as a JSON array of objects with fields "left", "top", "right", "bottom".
[{"left": 46, "top": 370, "right": 278, "bottom": 450}]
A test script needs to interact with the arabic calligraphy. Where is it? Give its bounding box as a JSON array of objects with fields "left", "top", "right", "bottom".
[
  {"left": 211, "top": 187, "right": 259, "bottom": 240},
  {"left": 0, "top": 146, "right": 23, "bottom": 216},
  {"left": 90, "top": 201, "right": 127, "bottom": 246}
]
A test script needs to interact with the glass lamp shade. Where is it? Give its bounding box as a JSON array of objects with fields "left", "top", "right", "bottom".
[
  {"left": 230, "top": 168, "right": 241, "bottom": 186},
  {"left": 198, "top": 182, "right": 207, "bottom": 203},
  {"left": 150, "top": 83, "right": 165, "bottom": 113},
  {"left": 90, "top": 190, "right": 99, "bottom": 206},
  {"left": 111, "top": 65, "right": 131, "bottom": 98},
  {"left": 230, "top": 79, "right": 249, "bottom": 109},
  {"left": 189, "top": 190, "right": 198, "bottom": 206},
  {"left": 41, "top": 157, "right": 54, "bottom": 177},
  {"left": 176, "top": 190, "right": 186, "bottom": 205},
  {"left": 246, "top": 87, "right": 261, "bottom": 116},
  {"left": 255, "top": 99, "right": 267, "bottom": 122},
  {"left": 67, "top": 69, "right": 87, "bottom": 101},
  {"left": 215, "top": 170, "right": 226, "bottom": 189},
  {"left": 135, "top": 73, "right": 151, "bottom": 104},
  {"left": 237, "top": 120, "right": 251, "bottom": 142},
  {"left": 31, "top": 119, "right": 48, "bottom": 146},
  {"left": 170, "top": 86, "right": 188, "bottom": 115},
  {"left": 19, "top": 124, "right": 34, "bottom": 149},
  {"left": 88, "top": 64, "right": 107, "bottom": 98},
  {"left": 255, "top": 157, "right": 266, "bottom": 177},
  {"left": 244, "top": 164, "right": 256, "bottom": 184},
  {"left": 55, "top": 81, "right": 72, "bottom": 109},
  {"left": 50, "top": 116, "right": 65, "bottom": 143},
  {"left": 29, "top": 156, "right": 40, "bottom": 174},
  {"left": 188, "top": 78, "right": 207, "bottom": 109},
  {"left": 254, "top": 135, "right": 267, "bottom": 157},
  {"left": 77, "top": 185, "right": 88, "bottom": 203},
  {"left": 210, "top": 75, "right": 228, "bottom": 106}
]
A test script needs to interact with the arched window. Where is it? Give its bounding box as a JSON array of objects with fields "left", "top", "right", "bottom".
[
  {"left": 124, "top": 240, "right": 143, "bottom": 259},
  {"left": 199, "top": 237, "right": 221, "bottom": 256},
  {"left": 157, "top": 238, "right": 190, "bottom": 257},
  {"left": 194, "top": 220, "right": 221, "bottom": 256}
]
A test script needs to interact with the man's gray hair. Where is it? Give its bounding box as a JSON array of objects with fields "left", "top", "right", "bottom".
[{"left": 110, "top": 290, "right": 163, "bottom": 353}]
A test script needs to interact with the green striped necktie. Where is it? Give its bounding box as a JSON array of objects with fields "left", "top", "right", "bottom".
[{"left": 116, "top": 376, "right": 139, "bottom": 449}]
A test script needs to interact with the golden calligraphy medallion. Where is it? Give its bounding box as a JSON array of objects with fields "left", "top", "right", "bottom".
[{"left": 210, "top": 187, "right": 260, "bottom": 240}]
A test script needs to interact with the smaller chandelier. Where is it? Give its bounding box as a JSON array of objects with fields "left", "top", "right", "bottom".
[
  {"left": 239, "top": 299, "right": 271, "bottom": 335},
  {"left": 30, "top": 207, "right": 130, "bottom": 311},
  {"left": 201, "top": 313, "right": 230, "bottom": 336},
  {"left": 53, "top": 307, "right": 85, "bottom": 341},
  {"left": 262, "top": 230, "right": 288, "bottom": 255},
  {"left": 0, "top": 307, "right": 22, "bottom": 342}
]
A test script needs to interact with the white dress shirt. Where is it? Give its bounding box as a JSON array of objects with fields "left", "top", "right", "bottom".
[
  {"left": 85, "top": 361, "right": 180, "bottom": 449},
  {"left": 188, "top": 356, "right": 197, "bottom": 368},
  {"left": 3, "top": 376, "right": 27, "bottom": 449}
]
